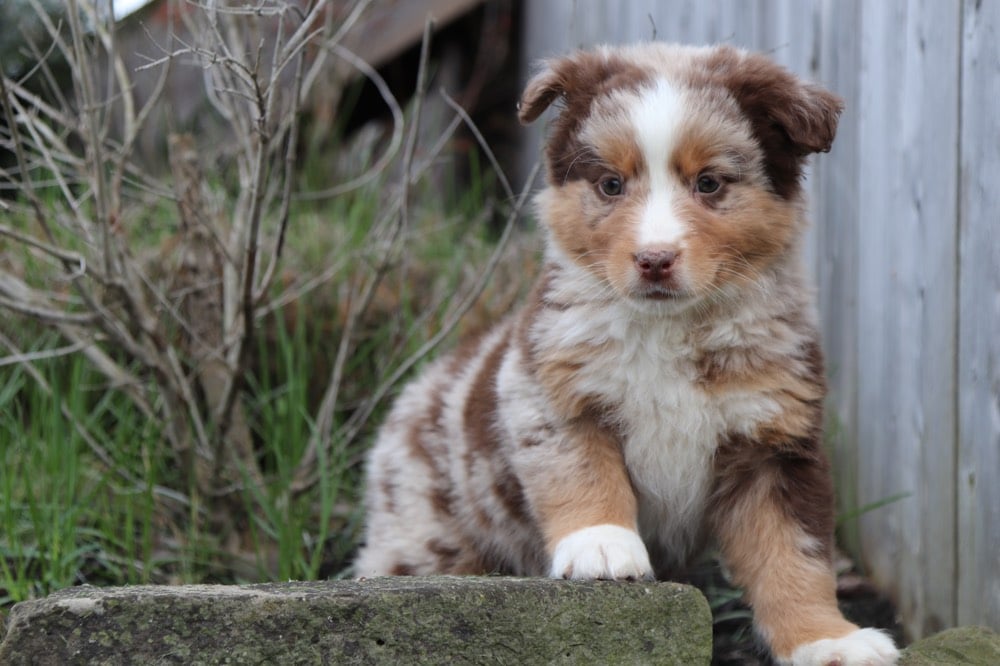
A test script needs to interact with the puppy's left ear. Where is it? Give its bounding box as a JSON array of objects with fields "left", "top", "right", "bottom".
[
  {"left": 782, "top": 82, "right": 842, "bottom": 155},
  {"left": 721, "top": 48, "right": 843, "bottom": 153},
  {"left": 710, "top": 47, "right": 843, "bottom": 196},
  {"left": 744, "top": 76, "right": 843, "bottom": 155}
]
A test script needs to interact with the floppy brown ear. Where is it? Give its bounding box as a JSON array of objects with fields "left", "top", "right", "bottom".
[
  {"left": 517, "top": 50, "right": 647, "bottom": 126},
  {"left": 520, "top": 51, "right": 645, "bottom": 184},
  {"left": 778, "top": 82, "right": 842, "bottom": 155},
  {"left": 518, "top": 64, "right": 564, "bottom": 125},
  {"left": 517, "top": 54, "right": 594, "bottom": 125},
  {"left": 728, "top": 63, "right": 843, "bottom": 155},
  {"left": 707, "top": 47, "right": 844, "bottom": 197}
]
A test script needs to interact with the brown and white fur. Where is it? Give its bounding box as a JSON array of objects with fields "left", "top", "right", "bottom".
[{"left": 355, "top": 43, "right": 898, "bottom": 666}]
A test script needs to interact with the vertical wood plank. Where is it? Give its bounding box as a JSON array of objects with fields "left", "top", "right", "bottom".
[
  {"left": 516, "top": 2, "right": 576, "bottom": 186},
  {"left": 957, "top": 0, "right": 1000, "bottom": 631},
  {"left": 813, "top": 0, "right": 863, "bottom": 557},
  {"left": 755, "top": 0, "right": 824, "bottom": 279},
  {"left": 855, "top": 0, "right": 960, "bottom": 638}
]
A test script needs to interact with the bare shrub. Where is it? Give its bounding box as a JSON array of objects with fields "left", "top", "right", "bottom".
[{"left": 0, "top": 0, "right": 536, "bottom": 578}]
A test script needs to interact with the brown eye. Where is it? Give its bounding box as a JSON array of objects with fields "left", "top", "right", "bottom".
[
  {"left": 696, "top": 175, "right": 721, "bottom": 194},
  {"left": 598, "top": 176, "right": 624, "bottom": 197}
]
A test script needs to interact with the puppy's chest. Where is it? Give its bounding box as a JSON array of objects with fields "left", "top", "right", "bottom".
[
  {"left": 579, "top": 335, "right": 726, "bottom": 494},
  {"left": 537, "top": 309, "right": 781, "bottom": 537},
  {"left": 565, "top": 313, "right": 770, "bottom": 442}
]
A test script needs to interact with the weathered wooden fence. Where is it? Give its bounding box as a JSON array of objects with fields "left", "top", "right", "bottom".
[{"left": 519, "top": 0, "right": 1000, "bottom": 641}]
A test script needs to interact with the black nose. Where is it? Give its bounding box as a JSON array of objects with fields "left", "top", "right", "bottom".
[{"left": 633, "top": 249, "right": 678, "bottom": 282}]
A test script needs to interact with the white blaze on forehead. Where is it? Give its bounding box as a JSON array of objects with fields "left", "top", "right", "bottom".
[{"left": 631, "top": 78, "right": 688, "bottom": 248}]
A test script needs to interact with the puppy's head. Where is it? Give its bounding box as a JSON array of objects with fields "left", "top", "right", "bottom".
[{"left": 520, "top": 43, "right": 842, "bottom": 310}]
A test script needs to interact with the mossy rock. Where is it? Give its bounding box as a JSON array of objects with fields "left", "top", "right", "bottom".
[
  {"left": 901, "top": 625, "right": 1000, "bottom": 665},
  {"left": 0, "top": 576, "right": 711, "bottom": 665}
]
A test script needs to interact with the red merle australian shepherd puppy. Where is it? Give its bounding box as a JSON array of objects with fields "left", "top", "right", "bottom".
[{"left": 356, "top": 43, "right": 899, "bottom": 665}]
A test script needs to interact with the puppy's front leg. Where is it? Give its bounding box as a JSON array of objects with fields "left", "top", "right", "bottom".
[
  {"left": 519, "top": 418, "right": 652, "bottom": 581},
  {"left": 709, "top": 435, "right": 899, "bottom": 665}
]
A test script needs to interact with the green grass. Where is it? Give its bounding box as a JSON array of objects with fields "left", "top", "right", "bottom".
[
  {"left": 0, "top": 0, "right": 539, "bottom": 618},
  {"left": 0, "top": 341, "right": 157, "bottom": 604},
  {"left": 242, "top": 308, "right": 356, "bottom": 582},
  {"left": 0, "top": 144, "right": 534, "bottom": 609}
]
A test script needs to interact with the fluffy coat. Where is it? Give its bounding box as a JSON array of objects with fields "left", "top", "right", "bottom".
[{"left": 355, "top": 43, "right": 898, "bottom": 666}]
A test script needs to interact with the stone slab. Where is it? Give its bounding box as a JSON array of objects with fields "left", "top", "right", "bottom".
[
  {"left": 901, "top": 625, "right": 1000, "bottom": 666},
  {"left": 0, "top": 576, "right": 711, "bottom": 665}
]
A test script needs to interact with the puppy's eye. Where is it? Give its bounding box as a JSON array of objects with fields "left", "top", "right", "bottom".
[
  {"left": 598, "top": 176, "right": 624, "bottom": 197},
  {"left": 696, "top": 175, "right": 721, "bottom": 194}
]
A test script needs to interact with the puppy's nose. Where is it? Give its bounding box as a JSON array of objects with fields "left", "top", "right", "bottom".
[{"left": 633, "top": 249, "right": 678, "bottom": 282}]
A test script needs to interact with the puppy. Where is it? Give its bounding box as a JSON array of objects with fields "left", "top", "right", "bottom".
[{"left": 355, "top": 43, "right": 899, "bottom": 665}]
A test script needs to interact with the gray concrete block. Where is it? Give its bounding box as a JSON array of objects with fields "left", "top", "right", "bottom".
[
  {"left": 0, "top": 576, "right": 711, "bottom": 665},
  {"left": 901, "top": 625, "right": 1000, "bottom": 666}
]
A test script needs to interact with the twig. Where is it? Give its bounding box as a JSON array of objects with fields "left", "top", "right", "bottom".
[
  {"left": 293, "top": 18, "right": 435, "bottom": 491},
  {"left": 65, "top": 0, "right": 113, "bottom": 277},
  {"left": 3, "top": 87, "right": 88, "bottom": 230},
  {"left": 57, "top": 323, "right": 155, "bottom": 418},
  {"left": 295, "top": 42, "right": 404, "bottom": 201},
  {"left": 114, "top": 17, "right": 174, "bottom": 200},
  {"left": 257, "top": 253, "right": 353, "bottom": 318},
  {"left": 254, "top": 46, "right": 306, "bottom": 302},
  {"left": 0, "top": 340, "right": 90, "bottom": 367},
  {"left": 297, "top": 0, "right": 373, "bottom": 98},
  {"left": 182, "top": 0, "right": 289, "bottom": 17},
  {"left": 0, "top": 294, "right": 96, "bottom": 325},
  {"left": 409, "top": 113, "right": 463, "bottom": 183},
  {"left": 213, "top": 5, "right": 288, "bottom": 442},
  {"left": 294, "top": 195, "right": 400, "bottom": 489},
  {"left": 336, "top": 161, "right": 540, "bottom": 463},
  {"left": 440, "top": 89, "right": 515, "bottom": 201},
  {"left": 324, "top": 0, "right": 374, "bottom": 53},
  {"left": 0, "top": 74, "right": 58, "bottom": 241},
  {"left": 0, "top": 329, "right": 142, "bottom": 486},
  {"left": 0, "top": 222, "right": 88, "bottom": 273},
  {"left": 399, "top": 17, "right": 436, "bottom": 201},
  {"left": 275, "top": 0, "right": 330, "bottom": 68}
]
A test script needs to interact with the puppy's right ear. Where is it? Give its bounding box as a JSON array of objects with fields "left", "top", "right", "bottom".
[
  {"left": 518, "top": 50, "right": 644, "bottom": 126},
  {"left": 518, "top": 62, "right": 565, "bottom": 125}
]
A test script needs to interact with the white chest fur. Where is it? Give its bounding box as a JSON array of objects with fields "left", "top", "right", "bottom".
[{"left": 535, "top": 289, "right": 783, "bottom": 564}]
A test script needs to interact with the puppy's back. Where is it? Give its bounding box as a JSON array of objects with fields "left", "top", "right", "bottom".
[{"left": 356, "top": 317, "right": 548, "bottom": 576}]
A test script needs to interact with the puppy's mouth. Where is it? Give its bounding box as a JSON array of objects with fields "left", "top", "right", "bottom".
[{"left": 632, "top": 284, "right": 688, "bottom": 301}]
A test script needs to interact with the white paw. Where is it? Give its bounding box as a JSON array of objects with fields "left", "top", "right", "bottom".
[
  {"left": 549, "top": 524, "right": 653, "bottom": 580},
  {"left": 789, "top": 628, "right": 899, "bottom": 666}
]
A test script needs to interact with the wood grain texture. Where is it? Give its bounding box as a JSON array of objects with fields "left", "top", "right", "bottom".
[
  {"left": 812, "top": 0, "right": 863, "bottom": 560},
  {"left": 855, "top": 0, "right": 961, "bottom": 640},
  {"left": 957, "top": 0, "right": 1000, "bottom": 632}
]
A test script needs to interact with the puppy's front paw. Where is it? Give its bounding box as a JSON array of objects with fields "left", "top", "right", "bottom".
[
  {"left": 549, "top": 524, "right": 653, "bottom": 581},
  {"left": 789, "top": 628, "right": 899, "bottom": 666}
]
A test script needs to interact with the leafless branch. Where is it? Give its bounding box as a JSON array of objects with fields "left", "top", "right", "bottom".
[
  {"left": 0, "top": 222, "right": 88, "bottom": 274},
  {"left": 2, "top": 0, "right": 526, "bottom": 576},
  {"left": 293, "top": 17, "right": 436, "bottom": 490},
  {"left": 0, "top": 340, "right": 90, "bottom": 367},
  {"left": 255, "top": 46, "right": 306, "bottom": 301},
  {"left": 0, "top": 329, "right": 143, "bottom": 486},
  {"left": 295, "top": 42, "right": 404, "bottom": 201},
  {"left": 337, "top": 161, "right": 540, "bottom": 467},
  {"left": 440, "top": 89, "right": 515, "bottom": 201}
]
